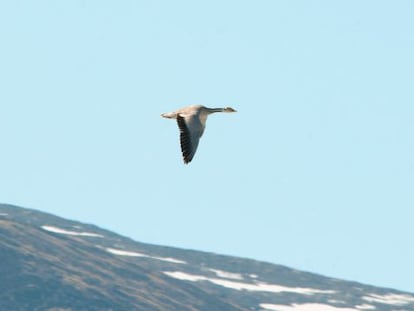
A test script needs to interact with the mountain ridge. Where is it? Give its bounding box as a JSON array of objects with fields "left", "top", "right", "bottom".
[{"left": 0, "top": 203, "right": 413, "bottom": 311}]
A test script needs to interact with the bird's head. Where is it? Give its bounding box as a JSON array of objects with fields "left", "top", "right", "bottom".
[{"left": 223, "top": 107, "right": 237, "bottom": 113}]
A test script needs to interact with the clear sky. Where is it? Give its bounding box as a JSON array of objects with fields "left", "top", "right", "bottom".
[{"left": 1, "top": 1, "right": 413, "bottom": 293}]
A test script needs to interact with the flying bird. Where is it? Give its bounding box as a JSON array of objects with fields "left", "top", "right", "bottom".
[{"left": 161, "top": 105, "right": 237, "bottom": 164}]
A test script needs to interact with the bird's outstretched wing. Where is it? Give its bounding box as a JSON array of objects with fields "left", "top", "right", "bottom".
[{"left": 176, "top": 114, "right": 202, "bottom": 164}]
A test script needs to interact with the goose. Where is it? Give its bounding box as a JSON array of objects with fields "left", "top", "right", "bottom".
[{"left": 161, "top": 105, "right": 237, "bottom": 164}]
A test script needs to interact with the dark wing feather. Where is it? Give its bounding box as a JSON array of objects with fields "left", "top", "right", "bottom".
[
  {"left": 177, "top": 115, "right": 194, "bottom": 164},
  {"left": 176, "top": 114, "right": 203, "bottom": 164}
]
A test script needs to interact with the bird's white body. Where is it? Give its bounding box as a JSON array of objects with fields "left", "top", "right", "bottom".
[{"left": 161, "top": 105, "right": 237, "bottom": 164}]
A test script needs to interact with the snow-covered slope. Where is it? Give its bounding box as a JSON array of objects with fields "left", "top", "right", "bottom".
[{"left": 0, "top": 204, "right": 412, "bottom": 311}]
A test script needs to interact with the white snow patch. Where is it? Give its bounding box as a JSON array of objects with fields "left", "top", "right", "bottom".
[
  {"left": 363, "top": 293, "right": 414, "bottom": 305},
  {"left": 355, "top": 304, "right": 376, "bottom": 310},
  {"left": 250, "top": 274, "right": 259, "bottom": 279},
  {"left": 153, "top": 256, "right": 187, "bottom": 264},
  {"left": 41, "top": 225, "right": 104, "bottom": 237},
  {"left": 163, "top": 271, "right": 335, "bottom": 295},
  {"left": 106, "top": 248, "right": 147, "bottom": 257},
  {"left": 208, "top": 269, "right": 244, "bottom": 280},
  {"left": 260, "top": 303, "right": 358, "bottom": 311},
  {"left": 106, "top": 248, "right": 186, "bottom": 264}
]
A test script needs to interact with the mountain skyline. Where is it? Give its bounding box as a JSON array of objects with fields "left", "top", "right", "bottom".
[
  {"left": 1, "top": 203, "right": 413, "bottom": 311},
  {"left": 2, "top": 1, "right": 413, "bottom": 294}
]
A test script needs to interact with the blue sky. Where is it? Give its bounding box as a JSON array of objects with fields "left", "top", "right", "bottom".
[{"left": 1, "top": 1, "right": 413, "bottom": 293}]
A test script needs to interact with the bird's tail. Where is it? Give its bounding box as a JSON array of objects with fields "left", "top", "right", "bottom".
[{"left": 161, "top": 112, "right": 177, "bottom": 119}]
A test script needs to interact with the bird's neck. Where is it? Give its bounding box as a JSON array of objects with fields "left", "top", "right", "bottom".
[{"left": 205, "top": 108, "right": 224, "bottom": 114}]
